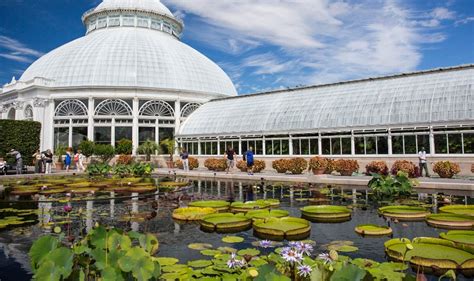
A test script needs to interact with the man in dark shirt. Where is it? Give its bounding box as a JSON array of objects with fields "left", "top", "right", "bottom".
[
  {"left": 180, "top": 148, "right": 189, "bottom": 172},
  {"left": 225, "top": 146, "right": 235, "bottom": 174}
]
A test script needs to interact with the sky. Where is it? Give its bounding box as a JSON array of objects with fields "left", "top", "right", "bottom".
[{"left": 0, "top": 0, "right": 473, "bottom": 94}]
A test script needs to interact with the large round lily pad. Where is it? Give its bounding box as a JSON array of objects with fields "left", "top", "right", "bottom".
[
  {"left": 256, "top": 199, "right": 280, "bottom": 207},
  {"left": 385, "top": 237, "right": 474, "bottom": 276},
  {"left": 172, "top": 207, "right": 217, "bottom": 221},
  {"left": 426, "top": 213, "right": 474, "bottom": 230},
  {"left": 440, "top": 205, "right": 474, "bottom": 216},
  {"left": 355, "top": 224, "right": 392, "bottom": 236},
  {"left": 253, "top": 217, "right": 311, "bottom": 241},
  {"left": 129, "top": 186, "right": 157, "bottom": 194},
  {"left": 200, "top": 213, "right": 252, "bottom": 233},
  {"left": 300, "top": 205, "right": 351, "bottom": 223},
  {"left": 245, "top": 209, "right": 289, "bottom": 220},
  {"left": 230, "top": 201, "right": 271, "bottom": 213},
  {"left": 188, "top": 200, "right": 230, "bottom": 212},
  {"left": 440, "top": 230, "right": 474, "bottom": 245},
  {"left": 378, "top": 205, "right": 430, "bottom": 221}
]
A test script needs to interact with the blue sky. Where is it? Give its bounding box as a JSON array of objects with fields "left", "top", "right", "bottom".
[{"left": 0, "top": 0, "right": 473, "bottom": 94}]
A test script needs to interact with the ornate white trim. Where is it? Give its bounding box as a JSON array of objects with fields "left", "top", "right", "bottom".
[
  {"left": 139, "top": 100, "right": 174, "bottom": 117},
  {"left": 55, "top": 99, "right": 88, "bottom": 116},
  {"left": 33, "top": 98, "right": 50, "bottom": 107},
  {"left": 13, "top": 101, "right": 24, "bottom": 110},
  {"left": 24, "top": 105, "right": 34, "bottom": 120},
  {"left": 181, "top": 103, "right": 201, "bottom": 118},
  {"left": 95, "top": 99, "right": 132, "bottom": 116}
]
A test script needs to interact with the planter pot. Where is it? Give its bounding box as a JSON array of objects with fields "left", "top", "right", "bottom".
[
  {"left": 312, "top": 168, "right": 325, "bottom": 175},
  {"left": 339, "top": 170, "right": 353, "bottom": 176},
  {"left": 437, "top": 172, "right": 454, "bottom": 179},
  {"left": 56, "top": 162, "right": 64, "bottom": 171},
  {"left": 275, "top": 169, "right": 287, "bottom": 174}
]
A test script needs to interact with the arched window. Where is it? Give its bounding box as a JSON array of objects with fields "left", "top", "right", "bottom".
[
  {"left": 95, "top": 99, "right": 132, "bottom": 116},
  {"left": 24, "top": 105, "right": 33, "bottom": 120},
  {"left": 7, "top": 108, "right": 16, "bottom": 120},
  {"left": 181, "top": 103, "right": 201, "bottom": 118},
  {"left": 55, "top": 99, "right": 88, "bottom": 116},
  {"left": 139, "top": 100, "right": 174, "bottom": 117}
]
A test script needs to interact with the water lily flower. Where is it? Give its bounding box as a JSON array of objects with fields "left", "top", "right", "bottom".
[
  {"left": 317, "top": 252, "right": 333, "bottom": 264},
  {"left": 63, "top": 205, "right": 73, "bottom": 213},
  {"left": 259, "top": 240, "right": 273, "bottom": 248},
  {"left": 281, "top": 247, "right": 303, "bottom": 264},
  {"left": 297, "top": 264, "right": 312, "bottom": 277},
  {"left": 296, "top": 242, "right": 314, "bottom": 256},
  {"left": 41, "top": 185, "right": 48, "bottom": 191},
  {"left": 289, "top": 241, "right": 299, "bottom": 247},
  {"left": 65, "top": 193, "right": 71, "bottom": 197},
  {"left": 227, "top": 253, "right": 244, "bottom": 269}
]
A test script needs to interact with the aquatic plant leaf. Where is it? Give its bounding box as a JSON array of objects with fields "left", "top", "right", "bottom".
[
  {"left": 39, "top": 247, "right": 74, "bottom": 280},
  {"left": 29, "top": 235, "right": 58, "bottom": 270},
  {"left": 255, "top": 264, "right": 290, "bottom": 281},
  {"left": 118, "top": 247, "right": 156, "bottom": 281},
  {"left": 328, "top": 245, "right": 359, "bottom": 252},
  {"left": 200, "top": 249, "right": 221, "bottom": 256},
  {"left": 222, "top": 236, "right": 244, "bottom": 243},
  {"left": 330, "top": 264, "right": 366, "bottom": 281},
  {"left": 139, "top": 233, "right": 159, "bottom": 255},
  {"left": 34, "top": 260, "right": 62, "bottom": 281},
  {"left": 107, "top": 232, "right": 132, "bottom": 251},
  {"left": 101, "top": 266, "right": 124, "bottom": 281},
  {"left": 237, "top": 248, "right": 260, "bottom": 256},
  {"left": 161, "top": 264, "right": 189, "bottom": 273},
  {"left": 89, "top": 226, "right": 107, "bottom": 249},
  {"left": 217, "top": 246, "right": 237, "bottom": 253},
  {"left": 188, "top": 243, "right": 213, "bottom": 250},
  {"left": 156, "top": 257, "right": 179, "bottom": 266},
  {"left": 187, "top": 259, "right": 213, "bottom": 268}
]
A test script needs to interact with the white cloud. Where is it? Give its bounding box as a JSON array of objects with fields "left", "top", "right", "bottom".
[
  {"left": 0, "top": 35, "right": 43, "bottom": 63},
  {"left": 163, "top": 0, "right": 453, "bottom": 91},
  {"left": 456, "top": 16, "right": 474, "bottom": 25}
]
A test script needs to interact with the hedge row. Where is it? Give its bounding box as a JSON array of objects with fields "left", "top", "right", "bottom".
[{"left": 0, "top": 120, "right": 41, "bottom": 165}]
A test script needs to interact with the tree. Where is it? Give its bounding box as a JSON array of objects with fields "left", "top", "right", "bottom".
[
  {"left": 78, "top": 140, "right": 95, "bottom": 160},
  {"left": 115, "top": 139, "right": 133, "bottom": 155},
  {"left": 93, "top": 144, "right": 115, "bottom": 164},
  {"left": 137, "top": 140, "right": 160, "bottom": 161},
  {"left": 160, "top": 138, "right": 176, "bottom": 162}
]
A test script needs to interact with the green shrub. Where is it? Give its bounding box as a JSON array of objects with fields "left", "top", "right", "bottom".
[
  {"left": 86, "top": 163, "right": 111, "bottom": 176},
  {"left": 115, "top": 139, "right": 133, "bottom": 155},
  {"left": 137, "top": 140, "right": 160, "bottom": 161},
  {"left": 78, "top": 140, "right": 95, "bottom": 159},
  {"left": 368, "top": 171, "right": 417, "bottom": 201},
  {"left": 0, "top": 120, "right": 41, "bottom": 165},
  {"left": 93, "top": 144, "right": 115, "bottom": 163}
]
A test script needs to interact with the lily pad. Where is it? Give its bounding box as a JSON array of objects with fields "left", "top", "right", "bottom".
[
  {"left": 200, "top": 249, "right": 221, "bottom": 256},
  {"left": 256, "top": 199, "right": 280, "bottom": 207},
  {"left": 188, "top": 243, "right": 213, "bottom": 250},
  {"left": 440, "top": 230, "right": 474, "bottom": 246},
  {"left": 328, "top": 244, "right": 359, "bottom": 252},
  {"left": 355, "top": 224, "right": 392, "bottom": 236},
  {"left": 245, "top": 209, "right": 289, "bottom": 220},
  {"left": 237, "top": 248, "right": 260, "bottom": 256},
  {"left": 200, "top": 213, "right": 252, "bottom": 233},
  {"left": 172, "top": 207, "right": 216, "bottom": 221},
  {"left": 187, "top": 260, "right": 213, "bottom": 268},
  {"left": 253, "top": 217, "right": 311, "bottom": 241},
  {"left": 188, "top": 200, "right": 230, "bottom": 211},
  {"left": 426, "top": 213, "right": 474, "bottom": 229},
  {"left": 230, "top": 201, "right": 271, "bottom": 213},
  {"left": 156, "top": 257, "right": 179, "bottom": 266},
  {"left": 378, "top": 205, "right": 430, "bottom": 221},
  {"left": 222, "top": 236, "right": 244, "bottom": 243},
  {"left": 440, "top": 205, "right": 474, "bottom": 216},
  {"left": 300, "top": 205, "right": 351, "bottom": 222}
]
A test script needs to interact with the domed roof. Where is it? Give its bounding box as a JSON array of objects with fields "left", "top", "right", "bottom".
[
  {"left": 93, "top": 0, "right": 174, "bottom": 18},
  {"left": 20, "top": 28, "right": 237, "bottom": 96}
]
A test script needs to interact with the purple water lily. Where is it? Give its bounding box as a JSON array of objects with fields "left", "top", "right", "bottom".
[
  {"left": 317, "top": 253, "right": 333, "bottom": 264},
  {"left": 259, "top": 240, "right": 273, "bottom": 248},
  {"left": 296, "top": 242, "right": 313, "bottom": 256},
  {"left": 281, "top": 247, "right": 303, "bottom": 264},
  {"left": 227, "top": 253, "right": 244, "bottom": 269},
  {"left": 63, "top": 205, "right": 73, "bottom": 213},
  {"left": 297, "top": 264, "right": 312, "bottom": 277}
]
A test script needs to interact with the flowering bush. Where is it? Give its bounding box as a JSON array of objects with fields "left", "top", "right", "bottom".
[
  {"left": 204, "top": 158, "right": 227, "bottom": 171},
  {"left": 391, "top": 160, "right": 418, "bottom": 178},
  {"left": 334, "top": 159, "right": 359, "bottom": 175},
  {"left": 365, "top": 160, "right": 388, "bottom": 175},
  {"left": 288, "top": 158, "right": 308, "bottom": 174},
  {"left": 236, "top": 160, "right": 266, "bottom": 173},
  {"left": 325, "top": 158, "right": 336, "bottom": 174},
  {"left": 308, "top": 157, "right": 328, "bottom": 171},
  {"left": 116, "top": 154, "right": 134, "bottom": 165},
  {"left": 175, "top": 157, "right": 199, "bottom": 170},
  {"left": 433, "top": 161, "right": 461, "bottom": 178},
  {"left": 272, "top": 159, "right": 291, "bottom": 173}
]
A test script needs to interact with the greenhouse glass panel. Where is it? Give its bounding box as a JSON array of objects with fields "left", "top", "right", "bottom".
[
  {"left": 211, "top": 142, "right": 218, "bottom": 155},
  {"left": 404, "top": 135, "right": 416, "bottom": 154},
  {"left": 282, "top": 140, "right": 290, "bottom": 155},
  {"left": 94, "top": 127, "right": 111, "bottom": 145},
  {"left": 377, "top": 136, "right": 388, "bottom": 154},
  {"left": 464, "top": 133, "right": 473, "bottom": 154},
  {"left": 435, "top": 134, "right": 448, "bottom": 154},
  {"left": 265, "top": 140, "right": 272, "bottom": 155},
  {"left": 256, "top": 140, "right": 263, "bottom": 155},
  {"left": 242, "top": 141, "right": 248, "bottom": 154},
  {"left": 219, "top": 142, "right": 226, "bottom": 155},
  {"left": 448, "top": 134, "right": 463, "bottom": 154},
  {"left": 310, "top": 139, "right": 318, "bottom": 155},
  {"left": 115, "top": 127, "right": 132, "bottom": 147},
  {"left": 139, "top": 127, "right": 154, "bottom": 144},
  {"left": 322, "top": 138, "right": 331, "bottom": 155},
  {"left": 293, "top": 139, "right": 300, "bottom": 155},
  {"left": 332, "top": 138, "right": 341, "bottom": 155},
  {"left": 200, "top": 142, "right": 206, "bottom": 155},
  {"left": 193, "top": 143, "right": 199, "bottom": 155},
  {"left": 366, "top": 137, "right": 376, "bottom": 154},
  {"left": 301, "top": 139, "right": 310, "bottom": 155},
  {"left": 273, "top": 140, "right": 281, "bottom": 155},
  {"left": 354, "top": 137, "right": 365, "bottom": 154},
  {"left": 341, "top": 138, "right": 351, "bottom": 154},
  {"left": 417, "top": 135, "right": 430, "bottom": 153},
  {"left": 72, "top": 127, "right": 88, "bottom": 150},
  {"left": 392, "top": 136, "right": 404, "bottom": 154},
  {"left": 54, "top": 127, "right": 69, "bottom": 149}
]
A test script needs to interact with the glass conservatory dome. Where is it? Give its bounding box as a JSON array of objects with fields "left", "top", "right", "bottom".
[{"left": 19, "top": 0, "right": 237, "bottom": 97}]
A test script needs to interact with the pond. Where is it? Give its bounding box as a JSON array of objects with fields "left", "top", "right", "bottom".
[{"left": 0, "top": 176, "right": 472, "bottom": 280}]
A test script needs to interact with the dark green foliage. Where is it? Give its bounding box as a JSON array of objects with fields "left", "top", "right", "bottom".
[
  {"left": 111, "top": 163, "right": 153, "bottom": 177},
  {"left": 93, "top": 144, "right": 116, "bottom": 163},
  {"left": 137, "top": 140, "right": 160, "bottom": 161},
  {"left": 78, "top": 140, "right": 95, "bottom": 158},
  {"left": 86, "top": 163, "right": 111, "bottom": 176},
  {"left": 0, "top": 120, "right": 41, "bottom": 165},
  {"left": 368, "top": 171, "right": 416, "bottom": 201},
  {"left": 115, "top": 139, "right": 133, "bottom": 155}
]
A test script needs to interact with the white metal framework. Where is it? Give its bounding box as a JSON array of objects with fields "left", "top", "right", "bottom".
[
  {"left": 55, "top": 99, "right": 88, "bottom": 116},
  {"left": 24, "top": 105, "right": 33, "bottom": 121},
  {"left": 181, "top": 103, "right": 201, "bottom": 118},
  {"left": 139, "top": 100, "right": 174, "bottom": 117},
  {"left": 95, "top": 99, "right": 132, "bottom": 116}
]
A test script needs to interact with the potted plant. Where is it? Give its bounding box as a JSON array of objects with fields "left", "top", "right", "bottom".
[
  {"left": 55, "top": 144, "right": 67, "bottom": 171},
  {"left": 272, "top": 159, "right": 290, "bottom": 173},
  {"left": 288, "top": 158, "right": 308, "bottom": 174},
  {"left": 335, "top": 159, "right": 359, "bottom": 176},
  {"left": 433, "top": 161, "right": 461, "bottom": 178},
  {"left": 175, "top": 157, "right": 199, "bottom": 170},
  {"left": 391, "top": 160, "right": 418, "bottom": 178},
  {"left": 309, "top": 157, "right": 328, "bottom": 175},
  {"left": 78, "top": 139, "right": 95, "bottom": 166},
  {"left": 365, "top": 160, "right": 388, "bottom": 175},
  {"left": 236, "top": 160, "right": 266, "bottom": 173},
  {"left": 204, "top": 158, "right": 227, "bottom": 171},
  {"left": 137, "top": 140, "right": 160, "bottom": 162},
  {"left": 325, "top": 158, "right": 336, "bottom": 174},
  {"left": 160, "top": 138, "right": 176, "bottom": 168}
]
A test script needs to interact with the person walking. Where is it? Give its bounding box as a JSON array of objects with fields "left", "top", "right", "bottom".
[
  {"left": 418, "top": 147, "right": 430, "bottom": 177},
  {"left": 245, "top": 146, "right": 254, "bottom": 175},
  {"left": 64, "top": 149, "right": 72, "bottom": 172},
  {"left": 75, "top": 150, "right": 85, "bottom": 172},
  {"left": 44, "top": 149, "right": 53, "bottom": 174},
  {"left": 180, "top": 148, "right": 189, "bottom": 172},
  {"left": 225, "top": 145, "right": 236, "bottom": 174},
  {"left": 32, "top": 149, "right": 42, "bottom": 173},
  {"left": 8, "top": 149, "right": 22, "bottom": 174}
]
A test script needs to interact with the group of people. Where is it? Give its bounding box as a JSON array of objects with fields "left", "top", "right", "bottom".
[
  {"left": 31, "top": 149, "right": 85, "bottom": 174},
  {"left": 179, "top": 145, "right": 255, "bottom": 175}
]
